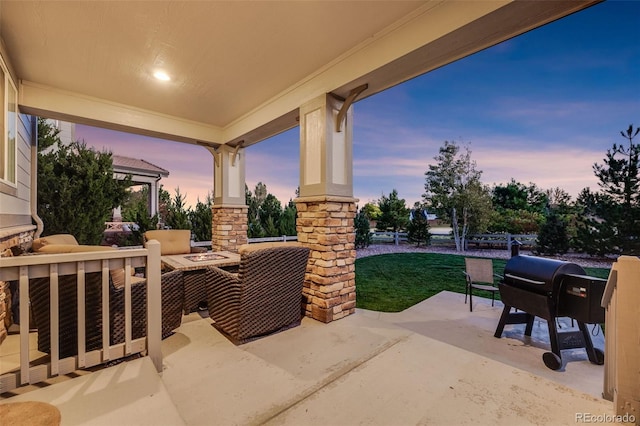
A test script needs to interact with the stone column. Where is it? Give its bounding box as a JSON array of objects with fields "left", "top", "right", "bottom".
[
  {"left": 211, "top": 205, "right": 248, "bottom": 252},
  {"left": 209, "top": 145, "right": 248, "bottom": 252},
  {"left": 297, "top": 93, "right": 357, "bottom": 322},
  {"left": 296, "top": 196, "right": 357, "bottom": 322}
]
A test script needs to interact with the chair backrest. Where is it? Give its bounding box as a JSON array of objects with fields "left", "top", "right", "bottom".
[
  {"left": 465, "top": 258, "right": 494, "bottom": 284},
  {"left": 144, "top": 229, "right": 191, "bottom": 255},
  {"left": 29, "top": 272, "right": 105, "bottom": 358},
  {"left": 236, "top": 243, "right": 310, "bottom": 336},
  {"left": 238, "top": 243, "right": 309, "bottom": 295}
]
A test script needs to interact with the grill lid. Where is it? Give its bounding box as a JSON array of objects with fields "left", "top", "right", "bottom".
[{"left": 503, "top": 255, "right": 586, "bottom": 293}]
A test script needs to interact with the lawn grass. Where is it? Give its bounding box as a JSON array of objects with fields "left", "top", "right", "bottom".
[{"left": 355, "top": 253, "right": 611, "bottom": 312}]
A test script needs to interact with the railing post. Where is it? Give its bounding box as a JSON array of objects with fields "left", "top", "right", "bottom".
[
  {"left": 19, "top": 266, "right": 30, "bottom": 385},
  {"left": 603, "top": 256, "right": 640, "bottom": 419},
  {"left": 394, "top": 231, "right": 399, "bottom": 246},
  {"left": 507, "top": 233, "right": 512, "bottom": 252},
  {"left": 145, "top": 240, "right": 162, "bottom": 372}
]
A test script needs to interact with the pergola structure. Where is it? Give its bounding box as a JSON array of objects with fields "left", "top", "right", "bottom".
[
  {"left": 0, "top": 1, "right": 600, "bottom": 323},
  {"left": 112, "top": 154, "right": 169, "bottom": 220}
]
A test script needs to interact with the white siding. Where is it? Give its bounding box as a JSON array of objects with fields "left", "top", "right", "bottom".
[
  {"left": 0, "top": 112, "right": 33, "bottom": 223},
  {"left": 0, "top": 51, "right": 33, "bottom": 229}
]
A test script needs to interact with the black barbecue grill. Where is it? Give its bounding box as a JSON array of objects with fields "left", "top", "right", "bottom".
[{"left": 494, "top": 255, "right": 606, "bottom": 370}]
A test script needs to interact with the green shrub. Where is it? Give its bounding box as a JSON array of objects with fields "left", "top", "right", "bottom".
[{"left": 355, "top": 209, "right": 372, "bottom": 249}]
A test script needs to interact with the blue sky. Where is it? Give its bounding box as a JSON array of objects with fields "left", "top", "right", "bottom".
[{"left": 78, "top": 1, "right": 640, "bottom": 209}]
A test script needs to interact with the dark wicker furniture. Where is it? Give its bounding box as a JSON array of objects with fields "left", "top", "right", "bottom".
[
  {"left": 29, "top": 270, "right": 184, "bottom": 359},
  {"left": 205, "top": 243, "right": 310, "bottom": 344}
]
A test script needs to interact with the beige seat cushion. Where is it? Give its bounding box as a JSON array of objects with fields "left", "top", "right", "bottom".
[
  {"left": 32, "top": 234, "right": 136, "bottom": 287},
  {"left": 145, "top": 230, "right": 192, "bottom": 255},
  {"left": 110, "top": 268, "right": 147, "bottom": 288},
  {"left": 32, "top": 234, "right": 80, "bottom": 251}
]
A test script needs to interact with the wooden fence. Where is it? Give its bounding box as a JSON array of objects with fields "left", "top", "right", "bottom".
[{"left": 369, "top": 231, "right": 537, "bottom": 250}]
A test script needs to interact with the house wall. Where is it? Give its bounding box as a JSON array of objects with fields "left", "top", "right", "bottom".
[
  {"left": 0, "top": 37, "right": 36, "bottom": 253},
  {"left": 0, "top": 35, "right": 36, "bottom": 344}
]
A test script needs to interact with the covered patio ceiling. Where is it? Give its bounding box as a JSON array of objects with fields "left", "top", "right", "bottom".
[{"left": 0, "top": 1, "right": 599, "bottom": 148}]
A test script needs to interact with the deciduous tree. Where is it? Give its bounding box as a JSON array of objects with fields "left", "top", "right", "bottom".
[{"left": 423, "top": 141, "right": 492, "bottom": 251}]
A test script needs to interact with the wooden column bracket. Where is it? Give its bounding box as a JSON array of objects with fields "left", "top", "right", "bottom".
[
  {"left": 210, "top": 147, "right": 221, "bottom": 167},
  {"left": 231, "top": 141, "right": 244, "bottom": 167},
  {"left": 335, "top": 83, "right": 368, "bottom": 132},
  {"left": 197, "top": 142, "right": 222, "bottom": 167}
]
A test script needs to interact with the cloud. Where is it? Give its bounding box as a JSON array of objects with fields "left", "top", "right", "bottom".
[{"left": 475, "top": 146, "right": 602, "bottom": 197}]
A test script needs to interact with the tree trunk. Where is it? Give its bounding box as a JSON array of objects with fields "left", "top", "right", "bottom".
[
  {"left": 451, "top": 208, "right": 462, "bottom": 251},
  {"left": 460, "top": 206, "right": 469, "bottom": 252}
]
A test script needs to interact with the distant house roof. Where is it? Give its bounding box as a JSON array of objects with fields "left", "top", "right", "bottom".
[{"left": 112, "top": 155, "right": 169, "bottom": 178}]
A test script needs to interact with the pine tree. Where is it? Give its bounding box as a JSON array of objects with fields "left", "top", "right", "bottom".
[
  {"left": 189, "top": 193, "right": 213, "bottom": 242},
  {"left": 165, "top": 188, "right": 191, "bottom": 230},
  {"left": 37, "top": 118, "right": 131, "bottom": 245},
  {"left": 575, "top": 125, "right": 640, "bottom": 255},
  {"left": 354, "top": 208, "right": 372, "bottom": 249},
  {"left": 375, "top": 189, "right": 409, "bottom": 232},
  {"left": 279, "top": 202, "right": 297, "bottom": 236},
  {"left": 121, "top": 186, "right": 159, "bottom": 246},
  {"left": 534, "top": 209, "right": 569, "bottom": 255},
  {"left": 407, "top": 208, "right": 432, "bottom": 247}
]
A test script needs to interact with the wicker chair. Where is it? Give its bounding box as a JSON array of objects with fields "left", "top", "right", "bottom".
[
  {"left": 29, "top": 270, "right": 184, "bottom": 359},
  {"left": 144, "top": 229, "right": 209, "bottom": 313},
  {"left": 205, "top": 243, "right": 310, "bottom": 344}
]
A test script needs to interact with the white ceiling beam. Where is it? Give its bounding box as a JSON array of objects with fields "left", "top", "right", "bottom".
[{"left": 19, "top": 80, "right": 224, "bottom": 146}]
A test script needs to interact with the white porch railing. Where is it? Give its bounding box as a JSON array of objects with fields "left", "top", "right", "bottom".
[
  {"left": 0, "top": 240, "right": 162, "bottom": 393},
  {"left": 247, "top": 235, "right": 298, "bottom": 244},
  {"left": 104, "top": 221, "right": 138, "bottom": 232}
]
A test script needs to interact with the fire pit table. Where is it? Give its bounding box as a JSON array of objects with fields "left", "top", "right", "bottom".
[{"left": 161, "top": 251, "right": 240, "bottom": 313}]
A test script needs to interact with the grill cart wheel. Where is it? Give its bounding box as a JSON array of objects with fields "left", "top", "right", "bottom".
[{"left": 543, "top": 352, "right": 562, "bottom": 370}]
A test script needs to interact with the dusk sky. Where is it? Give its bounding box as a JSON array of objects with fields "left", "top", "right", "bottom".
[{"left": 77, "top": 1, "right": 640, "bottom": 209}]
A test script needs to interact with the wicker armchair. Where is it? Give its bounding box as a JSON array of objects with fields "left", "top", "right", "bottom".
[
  {"left": 205, "top": 243, "right": 310, "bottom": 344},
  {"left": 144, "top": 229, "right": 208, "bottom": 313},
  {"left": 29, "top": 270, "right": 184, "bottom": 359}
]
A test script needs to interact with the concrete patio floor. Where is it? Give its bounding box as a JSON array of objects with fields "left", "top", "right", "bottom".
[{"left": 1, "top": 291, "right": 613, "bottom": 425}]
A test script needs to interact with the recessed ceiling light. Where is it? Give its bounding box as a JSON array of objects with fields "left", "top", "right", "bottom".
[{"left": 153, "top": 70, "right": 171, "bottom": 81}]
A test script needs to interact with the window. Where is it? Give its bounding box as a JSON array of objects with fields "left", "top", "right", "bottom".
[{"left": 0, "top": 55, "right": 17, "bottom": 186}]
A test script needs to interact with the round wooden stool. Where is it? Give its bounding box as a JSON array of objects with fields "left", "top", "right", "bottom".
[{"left": 0, "top": 401, "right": 61, "bottom": 426}]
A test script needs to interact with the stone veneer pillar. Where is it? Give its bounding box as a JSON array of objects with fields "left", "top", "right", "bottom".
[
  {"left": 207, "top": 143, "right": 247, "bottom": 253},
  {"left": 296, "top": 195, "right": 357, "bottom": 323},
  {"left": 0, "top": 228, "right": 36, "bottom": 345},
  {"left": 211, "top": 205, "right": 248, "bottom": 253}
]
